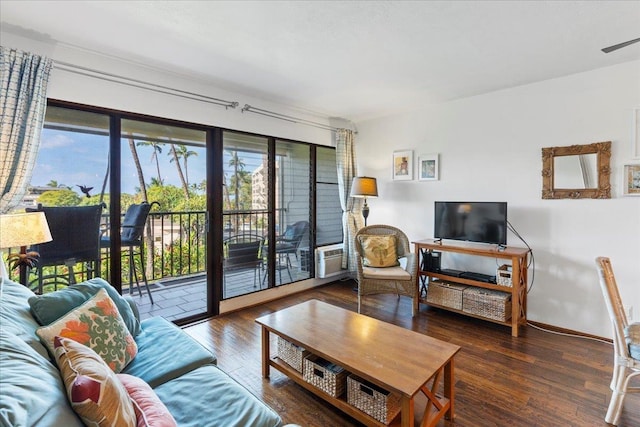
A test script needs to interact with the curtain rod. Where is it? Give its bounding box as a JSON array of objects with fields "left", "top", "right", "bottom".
[
  {"left": 241, "top": 104, "right": 338, "bottom": 132},
  {"left": 54, "top": 61, "right": 239, "bottom": 109}
]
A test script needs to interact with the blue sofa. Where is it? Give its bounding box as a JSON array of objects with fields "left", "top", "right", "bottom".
[{"left": 0, "top": 277, "right": 287, "bottom": 427}]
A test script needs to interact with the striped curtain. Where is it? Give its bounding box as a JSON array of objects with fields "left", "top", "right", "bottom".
[
  {"left": 336, "top": 128, "right": 363, "bottom": 274},
  {"left": 0, "top": 46, "right": 53, "bottom": 214}
]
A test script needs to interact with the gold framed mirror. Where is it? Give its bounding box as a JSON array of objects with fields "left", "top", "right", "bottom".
[{"left": 542, "top": 141, "right": 611, "bottom": 199}]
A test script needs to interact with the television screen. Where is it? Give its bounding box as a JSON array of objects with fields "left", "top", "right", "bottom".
[{"left": 434, "top": 201, "right": 507, "bottom": 245}]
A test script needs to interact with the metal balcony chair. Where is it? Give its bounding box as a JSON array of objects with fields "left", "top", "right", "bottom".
[
  {"left": 595, "top": 257, "right": 639, "bottom": 425},
  {"left": 275, "top": 220, "right": 309, "bottom": 273},
  {"left": 26, "top": 204, "right": 103, "bottom": 293},
  {"left": 354, "top": 224, "right": 418, "bottom": 316},
  {"left": 101, "top": 202, "right": 158, "bottom": 304},
  {"left": 223, "top": 233, "right": 264, "bottom": 297}
]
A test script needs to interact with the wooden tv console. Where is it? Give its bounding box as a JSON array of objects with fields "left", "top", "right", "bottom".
[{"left": 412, "top": 239, "right": 530, "bottom": 337}]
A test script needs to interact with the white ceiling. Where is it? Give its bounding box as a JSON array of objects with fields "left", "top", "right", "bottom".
[{"left": 1, "top": 1, "right": 639, "bottom": 122}]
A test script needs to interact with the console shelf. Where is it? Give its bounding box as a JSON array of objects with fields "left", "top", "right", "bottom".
[{"left": 412, "top": 239, "right": 530, "bottom": 337}]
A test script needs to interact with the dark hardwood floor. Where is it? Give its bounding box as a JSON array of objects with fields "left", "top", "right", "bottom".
[{"left": 183, "top": 280, "right": 639, "bottom": 427}]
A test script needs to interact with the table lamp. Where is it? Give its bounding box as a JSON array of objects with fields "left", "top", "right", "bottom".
[
  {"left": 0, "top": 212, "right": 52, "bottom": 285},
  {"left": 350, "top": 177, "right": 378, "bottom": 226}
]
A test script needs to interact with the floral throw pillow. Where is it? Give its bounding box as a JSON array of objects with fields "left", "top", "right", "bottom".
[
  {"left": 359, "top": 234, "right": 399, "bottom": 268},
  {"left": 37, "top": 288, "right": 137, "bottom": 373}
]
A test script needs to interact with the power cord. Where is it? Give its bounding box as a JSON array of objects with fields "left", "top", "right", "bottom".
[
  {"left": 526, "top": 321, "right": 612, "bottom": 345},
  {"left": 506, "top": 220, "right": 535, "bottom": 294}
]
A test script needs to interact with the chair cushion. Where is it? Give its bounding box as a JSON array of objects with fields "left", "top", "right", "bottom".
[
  {"left": 362, "top": 265, "right": 411, "bottom": 281},
  {"left": 359, "top": 234, "right": 399, "bottom": 268},
  {"left": 625, "top": 322, "right": 640, "bottom": 360},
  {"left": 36, "top": 288, "right": 138, "bottom": 373}
]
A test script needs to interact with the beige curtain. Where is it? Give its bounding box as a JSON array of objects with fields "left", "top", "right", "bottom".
[
  {"left": 336, "top": 128, "right": 363, "bottom": 275},
  {"left": 0, "top": 46, "right": 53, "bottom": 213}
]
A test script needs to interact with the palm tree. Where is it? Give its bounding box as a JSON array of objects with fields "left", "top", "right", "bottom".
[
  {"left": 169, "top": 144, "right": 189, "bottom": 199},
  {"left": 175, "top": 144, "right": 197, "bottom": 185},
  {"left": 137, "top": 140, "right": 164, "bottom": 184},
  {"left": 128, "top": 138, "right": 148, "bottom": 202},
  {"left": 227, "top": 150, "right": 245, "bottom": 211}
]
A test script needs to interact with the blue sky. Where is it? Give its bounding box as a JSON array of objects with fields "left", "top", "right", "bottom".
[{"left": 33, "top": 128, "right": 208, "bottom": 195}]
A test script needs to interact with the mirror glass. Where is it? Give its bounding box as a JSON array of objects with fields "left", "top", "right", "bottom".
[
  {"left": 553, "top": 153, "right": 597, "bottom": 189},
  {"left": 541, "top": 141, "right": 611, "bottom": 199}
]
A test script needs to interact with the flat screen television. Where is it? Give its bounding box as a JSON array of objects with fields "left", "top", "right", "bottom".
[{"left": 434, "top": 201, "right": 508, "bottom": 245}]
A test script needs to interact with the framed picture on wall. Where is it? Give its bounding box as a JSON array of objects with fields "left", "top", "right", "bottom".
[
  {"left": 418, "top": 153, "right": 439, "bottom": 181},
  {"left": 623, "top": 164, "right": 640, "bottom": 196},
  {"left": 392, "top": 150, "right": 413, "bottom": 180}
]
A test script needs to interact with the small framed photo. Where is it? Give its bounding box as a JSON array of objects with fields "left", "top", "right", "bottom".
[
  {"left": 623, "top": 164, "right": 640, "bottom": 196},
  {"left": 418, "top": 153, "right": 439, "bottom": 181},
  {"left": 392, "top": 150, "right": 413, "bottom": 180}
]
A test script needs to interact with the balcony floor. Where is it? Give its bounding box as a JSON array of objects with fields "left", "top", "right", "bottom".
[{"left": 128, "top": 263, "right": 311, "bottom": 322}]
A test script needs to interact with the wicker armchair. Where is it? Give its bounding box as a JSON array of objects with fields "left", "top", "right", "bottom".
[{"left": 354, "top": 225, "right": 418, "bottom": 316}]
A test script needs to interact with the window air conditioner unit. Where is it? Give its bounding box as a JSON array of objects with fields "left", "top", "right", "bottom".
[{"left": 316, "top": 243, "right": 344, "bottom": 278}]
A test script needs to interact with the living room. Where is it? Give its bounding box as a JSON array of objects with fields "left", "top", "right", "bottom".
[{"left": 1, "top": 1, "right": 639, "bottom": 426}]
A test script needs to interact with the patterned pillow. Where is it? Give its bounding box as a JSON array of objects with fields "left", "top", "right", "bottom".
[
  {"left": 117, "top": 374, "right": 177, "bottom": 427},
  {"left": 359, "top": 234, "right": 399, "bottom": 268},
  {"left": 37, "top": 288, "right": 137, "bottom": 373},
  {"left": 54, "top": 336, "right": 136, "bottom": 427}
]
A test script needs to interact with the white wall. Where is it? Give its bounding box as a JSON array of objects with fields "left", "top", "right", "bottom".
[
  {"left": 1, "top": 32, "right": 334, "bottom": 145},
  {"left": 356, "top": 60, "right": 640, "bottom": 338}
]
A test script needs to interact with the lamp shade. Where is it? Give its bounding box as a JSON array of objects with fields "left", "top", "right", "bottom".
[
  {"left": 0, "top": 212, "right": 53, "bottom": 249},
  {"left": 350, "top": 177, "right": 378, "bottom": 198}
]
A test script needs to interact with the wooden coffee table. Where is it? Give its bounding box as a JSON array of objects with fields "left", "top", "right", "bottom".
[{"left": 255, "top": 300, "right": 461, "bottom": 427}]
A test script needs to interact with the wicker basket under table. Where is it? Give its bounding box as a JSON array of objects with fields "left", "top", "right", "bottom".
[
  {"left": 347, "top": 374, "right": 401, "bottom": 424},
  {"left": 462, "top": 287, "right": 512, "bottom": 321},
  {"left": 303, "top": 355, "right": 348, "bottom": 398},
  {"left": 426, "top": 281, "right": 468, "bottom": 310},
  {"left": 277, "top": 336, "right": 310, "bottom": 373}
]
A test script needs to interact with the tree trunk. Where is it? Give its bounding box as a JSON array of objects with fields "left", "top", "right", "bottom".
[
  {"left": 128, "top": 138, "right": 153, "bottom": 282},
  {"left": 170, "top": 144, "right": 190, "bottom": 199}
]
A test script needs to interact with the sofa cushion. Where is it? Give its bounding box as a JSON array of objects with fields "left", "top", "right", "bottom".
[
  {"left": 117, "top": 374, "right": 177, "bottom": 427},
  {"left": 121, "top": 316, "right": 216, "bottom": 388},
  {"left": 54, "top": 336, "right": 137, "bottom": 427},
  {"left": 28, "top": 278, "right": 141, "bottom": 337},
  {"left": 0, "top": 278, "right": 49, "bottom": 359},
  {"left": 359, "top": 234, "right": 399, "bottom": 267},
  {"left": 154, "top": 364, "right": 282, "bottom": 427},
  {"left": 0, "top": 329, "right": 84, "bottom": 427},
  {"left": 37, "top": 288, "right": 138, "bottom": 372}
]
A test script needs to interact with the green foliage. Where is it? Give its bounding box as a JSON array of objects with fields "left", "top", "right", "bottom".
[
  {"left": 146, "top": 184, "right": 184, "bottom": 212},
  {"left": 38, "top": 189, "right": 81, "bottom": 206}
]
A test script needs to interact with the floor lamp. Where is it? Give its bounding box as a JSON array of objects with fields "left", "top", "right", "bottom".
[
  {"left": 350, "top": 177, "right": 378, "bottom": 226},
  {"left": 0, "top": 212, "right": 52, "bottom": 285}
]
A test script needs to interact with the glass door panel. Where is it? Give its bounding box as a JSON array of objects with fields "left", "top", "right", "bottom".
[
  {"left": 120, "top": 119, "right": 207, "bottom": 321},
  {"left": 11, "top": 106, "right": 111, "bottom": 293},
  {"left": 273, "top": 140, "right": 311, "bottom": 284},
  {"left": 222, "top": 131, "right": 269, "bottom": 298}
]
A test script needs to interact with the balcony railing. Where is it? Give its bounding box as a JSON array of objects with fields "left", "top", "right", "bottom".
[{"left": 4, "top": 209, "right": 285, "bottom": 295}]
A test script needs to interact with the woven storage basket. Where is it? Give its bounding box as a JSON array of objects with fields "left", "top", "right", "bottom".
[
  {"left": 303, "top": 355, "right": 347, "bottom": 397},
  {"left": 277, "top": 337, "right": 310, "bottom": 373},
  {"left": 347, "top": 375, "right": 401, "bottom": 424},
  {"left": 463, "top": 287, "right": 512, "bottom": 321},
  {"left": 426, "top": 281, "right": 468, "bottom": 310},
  {"left": 496, "top": 264, "right": 513, "bottom": 287}
]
